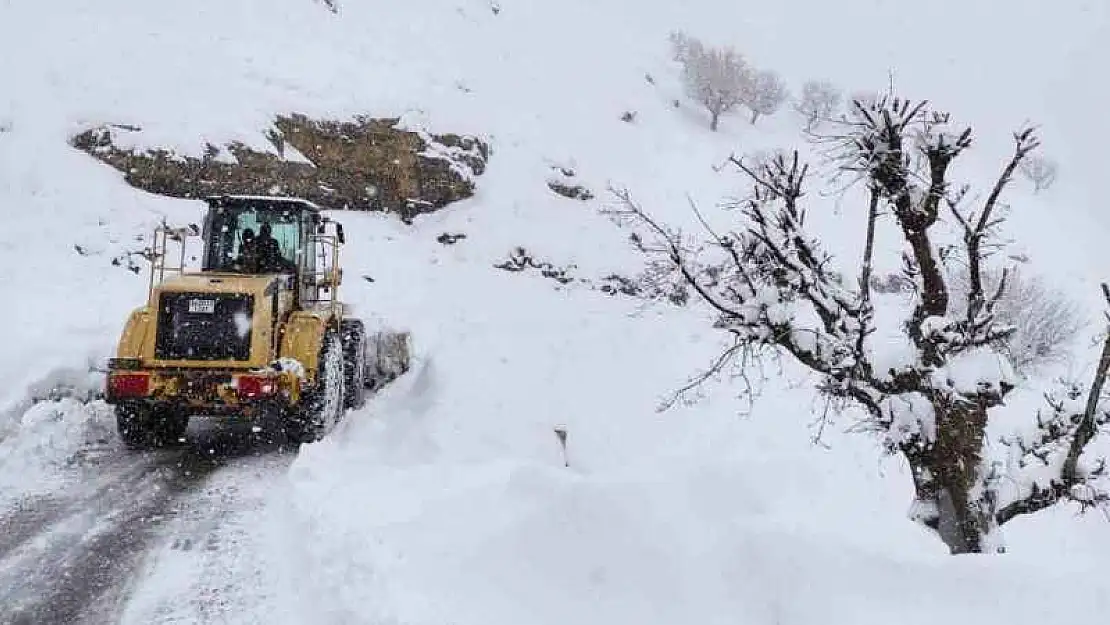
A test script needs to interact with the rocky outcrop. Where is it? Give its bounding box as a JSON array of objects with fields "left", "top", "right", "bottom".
[{"left": 72, "top": 115, "right": 490, "bottom": 222}]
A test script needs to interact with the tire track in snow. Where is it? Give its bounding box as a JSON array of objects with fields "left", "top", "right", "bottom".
[
  {"left": 0, "top": 420, "right": 296, "bottom": 625},
  {"left": 0, "top": 495, "right": 68, "bottom": 562},
  {"left": 116, "top": 451, "right": 296, "bottom": 625}
]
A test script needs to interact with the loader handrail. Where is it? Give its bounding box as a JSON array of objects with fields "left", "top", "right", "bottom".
[
  {"left": 147, "top": 222, "right": 191, "bottom": 301},
  {"left": 302, "top": 225, "right": 343, "bottom": 318}
]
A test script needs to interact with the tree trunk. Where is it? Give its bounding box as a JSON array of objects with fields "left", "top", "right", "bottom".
[
  {"left": 903, "top": 393, "right": 992, "bottom": 554},
  {"left": 710, "top": 111, "right": 720, "bottom": 132},
  {"left": 750, "top": 110, "right": 760, "bottom": 125}
]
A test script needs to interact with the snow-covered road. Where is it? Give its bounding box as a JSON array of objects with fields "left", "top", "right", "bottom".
[{"left": 0, "top": 419, "right": 296, "bottom": 625}]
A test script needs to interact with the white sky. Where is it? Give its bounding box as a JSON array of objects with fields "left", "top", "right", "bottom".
[{"left": 675, "top": 0, "right": 1110, "bottom": 226}]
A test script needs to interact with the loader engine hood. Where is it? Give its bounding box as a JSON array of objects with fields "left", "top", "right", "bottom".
[{"left": 146, "top": 272, "right": 291, "bottom": 367}]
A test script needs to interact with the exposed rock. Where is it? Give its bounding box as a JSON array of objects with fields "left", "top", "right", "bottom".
[
  {"left": 72, "top": 115, "right": 490, "bottom": 223},
  {"left": 546, "top": 166, "right": 594, "bottom": 201},
  {"left": 490, "top": 246, "right": 690, "bottom": 306},
  {"left": 548, "top": 181, "right": 594, "bottom": 200},
  {"left": 493, "top": 246, "right": 578, "bottom": 285},
  {"left": 437, "top": 232, "right": 468, "bottom": 245}
]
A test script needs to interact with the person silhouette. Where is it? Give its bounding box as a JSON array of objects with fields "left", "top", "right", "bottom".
[
  {"left": 255, "top": 222, "right": 294, "bottom": 273},
  {"left": 236, "top": 228, "right": 260, "bottom": 272}
]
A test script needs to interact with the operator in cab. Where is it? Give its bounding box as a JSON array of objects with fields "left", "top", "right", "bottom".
[{"left": 236, "top": 223, "right": 296, "bottom": 274}]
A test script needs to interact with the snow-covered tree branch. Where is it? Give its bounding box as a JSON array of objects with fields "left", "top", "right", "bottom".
[
  {"left": 613, "top": 93, "right": 1110, "bottom": 554},
  {"left": 992, "top": 303, "right": 1110, "bottom": 524}
]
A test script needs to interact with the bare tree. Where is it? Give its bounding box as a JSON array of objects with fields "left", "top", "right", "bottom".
[
  {"left": 743, "top": 70, "right": 789, "bottom": 125},
  {"left": 795, "top": 80, "right": 843, "bottom": 131},
  {"left": 669, "top": 31, "right": 753, "bottom": 132},
  {"left": 950, "top": 265, "right": 1086, "bottom": 375},
  {"left": 610, "top": 94, "right": 1110, "bottom": 554},
  {"left": 1018, "top": 153, "right": 1059, "bottom": 193}
]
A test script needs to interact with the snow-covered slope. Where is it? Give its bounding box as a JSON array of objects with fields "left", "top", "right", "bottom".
[{"left": 2, "top": 0, "right": 1110, "bottom": 623}]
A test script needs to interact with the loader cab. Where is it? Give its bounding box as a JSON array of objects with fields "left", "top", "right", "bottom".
[
  {"left": 199, "top": 195, "right": 344, "bottom": 307},
  {"left": 202, "top": 196, "right": 316, "bottom": 276}
]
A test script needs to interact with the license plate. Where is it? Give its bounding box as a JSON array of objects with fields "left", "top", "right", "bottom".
[{"left": 188, "top": 299, "right": 216, "bottom": 314}]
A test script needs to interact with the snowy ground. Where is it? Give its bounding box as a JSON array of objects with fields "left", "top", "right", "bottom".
[{"left": 2, "top": 0, "right": 1110, "bottom": 623}]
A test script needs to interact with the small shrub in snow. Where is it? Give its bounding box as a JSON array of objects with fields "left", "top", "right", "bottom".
[
  {"left": 597, "top": 274, "right": 642, "bottom": 298},
  {"left": 669, "top": 31, "right": 752, "bottom": 132},
  {"left": 1018, "top": 153, "right": 1059, "bottom": 192},
  {"left": 869, "top": 271, "right": 913, "bottom": 294},
  {"left": 950, "top": 266, "right": 1085, "bottom": 374},
  {"left": 795, "top": 79, "right": 843, "bottom": 131},
  {"left": 594, "top": 270, "right": 690, "bottom": 305}
]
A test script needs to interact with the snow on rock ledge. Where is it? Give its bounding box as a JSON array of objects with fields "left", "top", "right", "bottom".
[{"left": 70, "top": 115, "right": 490, "bottom": 222}]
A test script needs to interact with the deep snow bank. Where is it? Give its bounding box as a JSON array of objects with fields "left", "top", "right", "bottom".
[
  {"left": 273, "top": 211, "right": 1110, "bottom": 623},
  {"left": 0, "top": 360, "right": 118, "bottom": 502}
]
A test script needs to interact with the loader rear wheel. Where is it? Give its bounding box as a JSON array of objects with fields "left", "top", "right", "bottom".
[
  {"left": 341, "top": 319, "right": 367, "bottom": 409},
  {"left": 285, "top": 329, "right": 346, "bottom": 445},
  {"left": 116, "top": 403, "right": 189, "bottom": 450}
]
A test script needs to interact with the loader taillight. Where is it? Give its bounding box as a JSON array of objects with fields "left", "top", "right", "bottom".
[
  {"left": 108, "top": 373, "right": 150, "bottom": 399},
  {"left": 236, "top": 375, "right": 277, "bottom": 400}
]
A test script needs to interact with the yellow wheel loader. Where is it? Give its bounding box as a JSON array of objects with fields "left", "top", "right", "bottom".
[{"left": 104, "top": 195, "right": 410, "bottom": 449}]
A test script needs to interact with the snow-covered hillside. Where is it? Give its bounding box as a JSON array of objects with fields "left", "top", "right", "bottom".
[{"left": 2, "top": 0, "right": 1110, "bottom": 623}]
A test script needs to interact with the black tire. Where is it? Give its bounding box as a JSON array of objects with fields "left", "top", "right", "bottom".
[
  {"left": 116, "top": 403, "right": 189, "bottom": 450},
  {"left": 285, "top": 329, "right": 347, "bottom": 444},
  {"left": 341, "top": 319, "right": 367, "bottom": 409}
]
